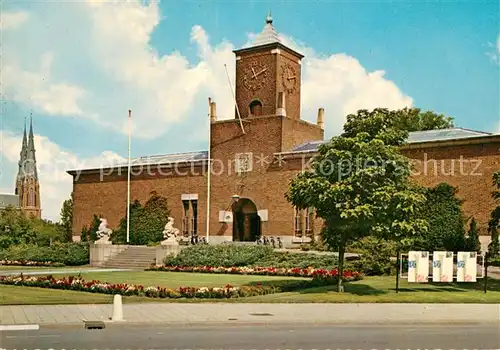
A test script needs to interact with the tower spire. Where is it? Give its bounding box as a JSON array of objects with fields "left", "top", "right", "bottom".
[
  {"left": 26, "top": 111, "right": 38, "bottom": 180},
  {"left": 17, "top": 117, "right": 29, "bottom": 182},
  {"left": 266, "top": 10, "right": 272, "bottom": 24}
]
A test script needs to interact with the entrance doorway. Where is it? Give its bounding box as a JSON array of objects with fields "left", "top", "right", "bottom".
[{"left": 232, "top": 198, "right": 261, "bottom": 241}]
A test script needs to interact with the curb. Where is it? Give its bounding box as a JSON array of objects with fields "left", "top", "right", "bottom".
[{"left": 5, "top": 319, "right": 499, "bottom": 330}]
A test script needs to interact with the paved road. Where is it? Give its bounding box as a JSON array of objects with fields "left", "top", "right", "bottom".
[{"left": 1, "top": 324, "right": 499, "bottom": 349}]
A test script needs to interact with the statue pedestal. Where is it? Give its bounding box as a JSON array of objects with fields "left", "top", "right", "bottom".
[
  {"left": 94, "top": 236, "right": 112, "bottom": 245},
  {"left": 160, "top": 237, "right": 179, "bottom": 246}
]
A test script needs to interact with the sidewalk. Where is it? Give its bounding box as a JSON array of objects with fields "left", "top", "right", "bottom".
[{"left": 1, "top": 303, "right": 498, "bottom": 327}]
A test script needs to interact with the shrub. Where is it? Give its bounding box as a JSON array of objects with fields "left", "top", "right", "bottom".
[
  {"left": 112, "top": 191, "right": 171, "bottom": 245},
  {"left": 412, "top": 183, "right": 468, "bottom": 251},
  {"left": 347, "top": 236, "right": 396, "bottom": 275},
  {"left": 163, "top": 244, "right": 338, "bottom": 269},
  {"left": 0, "top": 242, "right": 89, "bottom": 266},
  {"left": 466, "top": 217, "right": 481, "bottom": 252}
]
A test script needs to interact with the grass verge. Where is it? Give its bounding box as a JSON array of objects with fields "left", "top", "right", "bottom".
[{"left": 1, "top": 272, "right": 498, "bottom": 305}]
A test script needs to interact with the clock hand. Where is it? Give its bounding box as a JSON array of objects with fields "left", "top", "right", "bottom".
[
  {"left": 252, "top": 67, "right": 257, "bottom": 79},
  {"left": 255, "top": 68, "right": 268, "bottom": 77}
]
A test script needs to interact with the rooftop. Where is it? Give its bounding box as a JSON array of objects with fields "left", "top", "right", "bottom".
[
  {"left": 66, "top": 127, "right": 498, "bottom": 174},
  {"left": 0, "top": 194, "right": 19, "bottom": 209},
  {"left": 290, "top": 127, "right": 495, "bottom": 153}
]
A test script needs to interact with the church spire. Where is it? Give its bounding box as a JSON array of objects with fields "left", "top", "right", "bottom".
[
  {"left": 26, "top": 112, "right": 38, "bottom": 180},
  {"left": 16, "top": 117, "right": 28, "bottom": 182}
]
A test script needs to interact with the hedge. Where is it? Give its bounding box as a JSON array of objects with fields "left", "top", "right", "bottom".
[
  {"left": 0, "top": 243, "right": 89, "bottom": 266},
  {"left": 163, "top": 244, "right": 338, "bottom": 269}
]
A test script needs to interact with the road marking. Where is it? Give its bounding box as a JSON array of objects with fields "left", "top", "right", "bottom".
[{"left": 0, "top": 324, "right": 39, "bottom": 331}]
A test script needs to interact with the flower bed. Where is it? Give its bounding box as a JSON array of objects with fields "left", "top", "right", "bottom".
[
  {"left": 0, "top": 260, "right": 65, "bottom": 267},
  {"left": 0, "top": 272, "right": 351, "bottom": 299},
  {"left": 148, "top": 265, "right": 363, "bottom": 281}
]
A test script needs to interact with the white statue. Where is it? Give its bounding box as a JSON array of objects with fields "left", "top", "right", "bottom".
[
  {"left": 95, "top": 218, "right": 113, "bottom": 245},
  {"left": 161, "top": 217, "right": 180, "bottom": 245}
]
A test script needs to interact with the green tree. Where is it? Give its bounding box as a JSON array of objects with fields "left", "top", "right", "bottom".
[
  {"left": 342, "top": 108, "right": 454, "bottom": 145},
  {"left": 488, "top": 172, "right": 500, "bottom": 259},
  {"left": 60, "top": 193, "right": 73, "bottom": 242},
  {"left": 411, "top": 183, "right": 467, "bottom": 251},
  {"left": 112, "top": 191, "right": 170, "bottom": 245},
  {"left": 286, "top": 109, "right": 427, "bottom": 292},
  {"left": 80, "top": 215, "right": 101, "bottom": 242},
  {"left": 0, "top": 206, "right": 38, "bottom": 248},
  {"left": 393, "top": 109, "right": 454, "bottom": 131},
  {"left": 466, "top": 217, "right": 481, "bottom": 252}
]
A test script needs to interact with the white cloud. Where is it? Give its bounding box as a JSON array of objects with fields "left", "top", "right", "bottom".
[
  {"left": 2, "top": 56, "right": 86, "bottom": 117},
  {"left": 0, "top": 11, "right": 29, "bottom": 30},
  {"left": 486, "top": 34, "right": 500, "bottom": 64},
  {"left": 0, "top": 130, "right": 124, "bottom": 222}
]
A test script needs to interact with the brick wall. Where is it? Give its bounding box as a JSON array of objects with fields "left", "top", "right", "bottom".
[
  {"left": 71, "top": 138, "right": 500, "bottom": 240},
  {"left": 72, "top": 165, "right": 207, "bottom": 238},
  {"left": 402, "top": 139, "right": 500, "bottom": 234}
]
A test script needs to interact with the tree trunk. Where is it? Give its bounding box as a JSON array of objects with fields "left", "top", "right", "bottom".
[
  {"left": 337, "top": 239, "right": 345, "bottom": 293},
  {"left": 395, "top": 248, "right": 400, "bottom": 293}
]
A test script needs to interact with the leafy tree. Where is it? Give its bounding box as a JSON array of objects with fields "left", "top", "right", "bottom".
[
  {"left": 411, "top": 183, "right": 467, "bottom": 251},
  {"left": 466, "top": 217, "right": 481, "bottom": 252},
  {"left": 488, "top": 172, "right": 500, "bottom": 259},
  {"left": 343, "top": 108, "right": 454, "bottom": 146},
  {"left": 60, "top": 193, "right": 74, "bottom": 242},
  {"left": 0, "top": 206, "right": 34, "bottom": 248},
  {"left": 286, "top": 109, "right": 428, "bottom": 292},
  {"left": 112, "top": 191, "right": 170, "bottom": 245},
  {"left": 393, "top": 108, "right": 454, "bottom": 131},
  {"left": 80, "top": 215, "right": 100, "bottom": 242}
]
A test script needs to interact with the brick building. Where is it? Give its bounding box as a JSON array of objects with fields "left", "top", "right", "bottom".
[{"left": 68, "top": 15, "right": 500, "bottom": 247}]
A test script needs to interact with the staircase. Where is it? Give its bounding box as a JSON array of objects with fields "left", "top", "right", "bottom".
[{"left": 102, "top": 246, "right": 157, "bottom": 270}]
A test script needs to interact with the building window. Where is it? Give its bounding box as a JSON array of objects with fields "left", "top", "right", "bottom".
[
  {"left": 235, "top": 152, "right": 253, "bottom": 173},
  {"left": 305, "top": 207, "right": 314, "bottom": 235},
  {"left": 294, "top": 208, "right": 302, "bottom": 236},
  {"left": 191, "top": 200, "right": 198, "bottom": 236},
  {"left": 249, "top": 100, "right": 262, "bottom": 116},
  {"left": 182, "top": 200, "right": 189, "bottom": 237}
]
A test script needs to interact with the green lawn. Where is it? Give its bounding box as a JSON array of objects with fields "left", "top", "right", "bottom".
[
  {"left": 52, "top": 271, "right": 305, "bottom": 288},
  {"left": 1, "top": 272, "right": 498, "bottom": 305},
  {"left": 243, "top": 276, "right": 500, "bottom": 303},
  {"left": 0, "top": 266, "right": 69, "bottom": 270}
]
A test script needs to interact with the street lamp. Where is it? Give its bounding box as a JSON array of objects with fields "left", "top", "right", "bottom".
[{"left": 231, "top": 194, "right": 240, "bottom": 203}]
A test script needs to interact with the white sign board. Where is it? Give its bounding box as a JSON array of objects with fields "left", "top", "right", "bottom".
[
  {"left": 408, "top": 251, "right": 429, "bottom": 283},
  {"left": 218, "top": 211, "right": 233, "bottom": 223},
  {"left": 432, "top": 251, "right": 454, "bottom": 282},
  {"left": 456, "top": 251, "right": 477, "bottom": 282}
]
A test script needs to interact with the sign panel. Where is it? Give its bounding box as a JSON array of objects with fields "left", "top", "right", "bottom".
[
  {"left": 456, "top": 251, "right": 477, "bottom": 282},
  {"left": 408, "top": 251, "right": 429, "bottom": 283},
  {"left": 432, "top": 251, "right": 454, "bottom": 282}
]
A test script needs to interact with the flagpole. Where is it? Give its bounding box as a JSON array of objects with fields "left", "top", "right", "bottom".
[
  {"left": 206, "top": 98, "right": 212, "bottom": 243},
  {"left": 126, "top": 109, "right": 131, "bottom": 244}
]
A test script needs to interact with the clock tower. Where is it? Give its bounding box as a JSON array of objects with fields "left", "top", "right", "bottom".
[{"left": 233, "top": 13, "right": 303, "bottom": 119}]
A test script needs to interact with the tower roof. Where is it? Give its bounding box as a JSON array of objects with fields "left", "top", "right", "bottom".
[
  {"left": 233, "top": 13, "right": 304, "bottom": 58},
  {"left": 16, "top": 113, "right": 38, "bottom": 181},
  {"left": 16, "top": 118, "right": 28, "bottom": 183},
  {"left": 250, "top": 11, "right": 282, "bottom": 47}
]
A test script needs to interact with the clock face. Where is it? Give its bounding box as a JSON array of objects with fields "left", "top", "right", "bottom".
[
  {"left": 242, "top": 61, "right": 269, "bottom": 91},
  {"left": 281, "top": 63, "right": 298, "bottom": 93}
]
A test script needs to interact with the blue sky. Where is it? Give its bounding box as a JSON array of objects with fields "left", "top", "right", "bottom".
[{"left": 1, "top": 0, "right": 499, "bottom": 221}]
